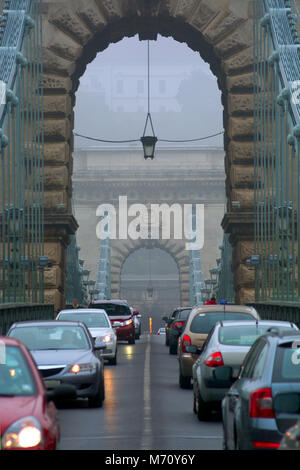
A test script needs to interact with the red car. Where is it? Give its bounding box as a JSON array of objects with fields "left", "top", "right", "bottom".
[
  {"left": 0, "top": 336, "right": 74, "bottom": 450},
  {"left": 89, "top": 300, "right": 135, "bottom": 344}
]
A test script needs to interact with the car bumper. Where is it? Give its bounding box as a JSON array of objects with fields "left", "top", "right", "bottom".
[
  {"left": 179, "top": 354, "right": 194, "bottom": 377},
  {"left": 43, "top": 370, "right": 100, "bottom": 399},
  {"left": 242, "top": 419, "right": 283, "bottom": 450},
  {"left": 116, "top": 325, "right": 135, "bottom": 341}
]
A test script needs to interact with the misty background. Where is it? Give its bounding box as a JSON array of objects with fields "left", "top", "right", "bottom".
[
  {"left": 73, "top": 35, "right": 225, "bottom": 317},
  {"left": 74, "top": 35, "right": 224, "bottom": 149}
]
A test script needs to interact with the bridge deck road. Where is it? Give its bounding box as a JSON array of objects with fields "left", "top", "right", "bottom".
[{"left": 58, "top": 334, "right": 223, "bottom": 451}]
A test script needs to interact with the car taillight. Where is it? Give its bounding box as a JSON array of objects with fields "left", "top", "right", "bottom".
[
  {"left": 204, "top": 351, "right": 224, "bottom": 367},
  {"left": 174, "top": 321, "right": 185, "bottom": 329},
  {"left": 181, "top": 334, "right": 191, "bottom": 353},
  {"left": 249, "top": 388, "right": 274, "bottom": 418},
  {"left": 252, "top": 442, "right": 280, "bottom": 449}
]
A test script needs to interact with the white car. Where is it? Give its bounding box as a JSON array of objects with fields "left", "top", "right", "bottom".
[{"left": 56, "top": 308, "right": 118, "bottom": 365}]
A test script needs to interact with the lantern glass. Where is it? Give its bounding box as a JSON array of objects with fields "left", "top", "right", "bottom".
[{"left": 141, "top": 136, "right": 158, "bottom": 160}]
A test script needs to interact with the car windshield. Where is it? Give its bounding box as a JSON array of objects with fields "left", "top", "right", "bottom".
[
  {"left": 178, "top": 309, "right": 192, "bottom": 320},
  {"left": 90, "top": 303, "right": 131, "bottom": 316},
  {"left": 0, "top": 346, "right": 37, "bottom": 396},
  {"left": 190, "top": 312, "right": 254, "bottom": 334},
  {"left": 273, "top": 342, "right": 300, "bottom": 382},
  {"left": 58, "top": 312, "right": 110, "bottom": 328},
  {"left": 219, "top": 325, "right": 296, "bottom": 346},
  {"left": 9, "top": 325, "right": 90, "bottom": 351}
]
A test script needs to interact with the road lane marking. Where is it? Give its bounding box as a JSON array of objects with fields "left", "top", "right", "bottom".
[{"left": 141, "top": 333, "right": 152, "bottom": 449}]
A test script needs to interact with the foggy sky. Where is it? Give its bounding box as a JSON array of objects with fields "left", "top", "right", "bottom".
[{"left": 74, "top": 35, "right": 224, "bottom": 149}]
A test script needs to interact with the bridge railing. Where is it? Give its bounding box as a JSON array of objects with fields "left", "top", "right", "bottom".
[
  {"left": 253, "top": 0, "right": 300, "bottom": 307},
  {"left": 0, "top": 302, "right": 54, "bottom": 335},
  {"left": 0, "top": 0, "right": 46, "bottom": 305}
]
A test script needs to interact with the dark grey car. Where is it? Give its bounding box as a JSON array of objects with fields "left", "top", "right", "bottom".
[
  {"left": 192, "top": 320, "right": 298, "bottom": 421},
  {"left": 7, "top": 320, "right": 106, "bottom": 407},
  {"left": 221, "top": 329, "right": 300, "bottom": 450}
]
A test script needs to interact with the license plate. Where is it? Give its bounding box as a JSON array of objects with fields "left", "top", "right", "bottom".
[{"left": 44, "top": 379, "right": 61, "bottom": 389}]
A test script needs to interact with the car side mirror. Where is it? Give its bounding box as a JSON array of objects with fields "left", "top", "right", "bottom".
[
  {"left": 185, "top": 345, "right": 202, "bottom": 355},
  {"left": 213, "top": 366, "right": 234, "bottom": 388}
]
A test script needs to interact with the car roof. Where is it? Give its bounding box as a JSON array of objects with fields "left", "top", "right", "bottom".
[
  {"left": 0, "top": 336, "right": 25, "bottom": 347},
  {"left": 9, "top": 320, "right": 88, "bottom": 328},
  {"left": 267, "top": 330, "right": 300, "bottom": 342},
  {"left": 215, "top": 320, "right": 298, "bottom": 328},
  {"left": 190, "top": 304, "right": 259, "bottom": 316},
  {"left": 91, "top": 299, "right": 128, "bottom": 305},
  {"left": 58, "top": 308, "right": 107, "bottom": 315}
]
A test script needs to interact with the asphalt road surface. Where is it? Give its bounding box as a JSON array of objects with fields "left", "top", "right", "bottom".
[{"left": 58, "top": 334, "right": 223, "bottom": 451}]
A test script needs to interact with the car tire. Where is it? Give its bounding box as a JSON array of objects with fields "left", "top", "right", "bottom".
[
  {"left": 179, "top": 370, "right": 191, "bottom": 389},
  {"left": 88, "top": 376, "right": 104, "bottom": 408},
  {"left": 128, "top": 336, "right": 135, "bottom": 345},
  {"left": 135, "top": 333, "right": 140, "bottom": 340},
  {"left": 169, "top": 342, "right": 177, "bottom": 355},
  {"left": 109, "top": 352, "right": 117, "bottom": 365},
  {"left": 196, "top": 390, "right": 211, "bottom": 421},
  {"left": 165, "top": 335, "right": 169, "bottom": 346}
]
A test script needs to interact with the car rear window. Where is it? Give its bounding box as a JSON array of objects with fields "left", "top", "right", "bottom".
[
  {"left": 273, "top": 342, "right": 300, "bottom": 383},
  {"left": 219, "top": 325, "right": 296, "bottom": 346},
  {"left": 178, "top": 309, "right": 192, "bottom": 320},
  {"left": 190, "top": 312, "right": 254, "bottom": 334},
  {"left": 58, "top": 312, "right": 110, "bottom": 328},
  {"left": 90, "top": 303, "right": 131, "bottom": 316}
]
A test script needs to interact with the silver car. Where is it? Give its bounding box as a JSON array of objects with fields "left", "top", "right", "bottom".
[
  {"left": 56, "top": 308, "right": 118, "bottom": 365},
  {"left": 7, "top": 320, "right": 106, "bottom": 407},
  {"left": 192, "top": 320, "right": 299, "bottom": 421}
]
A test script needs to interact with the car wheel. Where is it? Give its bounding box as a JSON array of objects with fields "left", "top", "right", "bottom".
[
  {"left": 193, "top": 393, "right": 197, "bottom": 414},
  {"left": 165, "top": 335, "right": 169, "bottom": 346},
  {"left": 109, "top": 353, "right": 117, "bottom": 365},
  {"left": 135, "top": 333, "right": 140, "bottom": 340},
  {"left": 88, "top": 377, "right": 104, "bottom": 408},
  {"left": 234, "top": 425, "right": 242, "bottom": 450},
  {"left": 179, "top": 370, "right": 191, "bottom": 389},
  {"left": 196, "top": 390, "right": 210, "bottom": 421},
  {"left": 169, "top": 342, "right": 177, "bottom": 355},
  {"left": 128, "top": 336, "right": 135, "bottom": 345}
]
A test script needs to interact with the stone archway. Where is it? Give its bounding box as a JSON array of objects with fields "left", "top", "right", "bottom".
[
  {"left": 42, "top": 0, "right": 255, "bottom": 312},
  {"left": 110, "top": 237, "right": 190, "bottom": 305}
]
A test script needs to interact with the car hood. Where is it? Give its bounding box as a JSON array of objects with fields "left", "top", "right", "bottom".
[
  {"left": 88, "top": 327, "right": 114, "bottom": 338},
  {"left": 30, "top": 349, "right": 94, "bottom": 366},
  {"left": 0, "top": 395, "right": 40, "bottom": 434}
]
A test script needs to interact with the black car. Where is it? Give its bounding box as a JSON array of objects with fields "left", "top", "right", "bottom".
[
  {"left": 221, "top": 329, "right": 300, "bottom": 450},
  {"left": 163, "top": 307, "right": 192, "bottom": 354}
]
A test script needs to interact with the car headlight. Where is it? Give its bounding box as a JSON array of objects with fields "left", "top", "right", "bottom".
[
  {"left": 2, "top": 416, "right": 43, "bottom": 449},
  {"left": 69, "top": 363, "right": 97, "bottom": 374},
  {"left": 122, "top": 319, "right": 133, "bottom": 326},
  {"left": 96, "top": 334, "right": 112, "bottom": 343}
]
